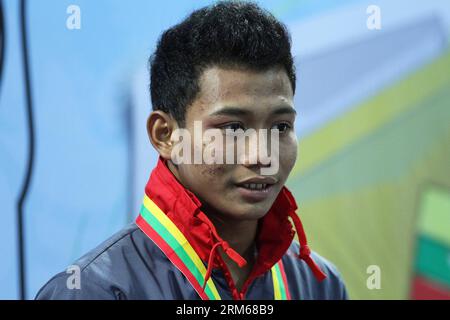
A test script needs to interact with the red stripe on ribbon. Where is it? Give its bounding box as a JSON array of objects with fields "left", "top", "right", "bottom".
[{"left": 136, "top": 215, "right": 210, "bottom": 300}]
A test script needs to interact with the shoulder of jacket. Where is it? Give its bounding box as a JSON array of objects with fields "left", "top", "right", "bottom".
[{"left": 284, "top": 240, "right": 348, "bottom": 299}]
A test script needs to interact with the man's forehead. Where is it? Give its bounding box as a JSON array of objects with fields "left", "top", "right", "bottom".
[{"left": 197, "top": 65, "right": 293, "bottom": 103}]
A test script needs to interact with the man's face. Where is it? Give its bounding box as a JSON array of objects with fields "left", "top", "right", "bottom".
[{"left": 170, "top": 65, "right": 297, "bottom": 221}]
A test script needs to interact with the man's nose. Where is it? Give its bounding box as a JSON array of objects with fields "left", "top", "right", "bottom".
[{"left": 237, "top": 130, "right": 271, "bottom": 167}]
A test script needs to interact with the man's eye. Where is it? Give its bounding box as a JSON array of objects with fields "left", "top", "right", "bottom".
[
  {"left": 222, "top": 123, "right": 245, "bottom": 132},
  {"left": 272, "top": 122, "right": 291, "bottom": 133}
]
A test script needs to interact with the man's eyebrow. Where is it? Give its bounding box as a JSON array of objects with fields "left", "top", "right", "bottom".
[
  {"left": 209, "top": 107, "right": 251, "bottom": 117},
  {"left": 272, "top": 106, "right": 297, "bottom": 116},
  {"left": 209, "top": 105, "right": 296, "bottom": 117}
]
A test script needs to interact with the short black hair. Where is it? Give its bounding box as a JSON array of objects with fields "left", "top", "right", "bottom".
[{"left": 149, "top": 1, "right": 296, "bottom": 125}]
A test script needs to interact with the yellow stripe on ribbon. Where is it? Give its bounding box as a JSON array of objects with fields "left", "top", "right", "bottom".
[
  {"left": 271, "top": 265, "right": 283, "bottom": 300},
  {"left": 142, "top": 194, "right": 221, "bottom": 300}
]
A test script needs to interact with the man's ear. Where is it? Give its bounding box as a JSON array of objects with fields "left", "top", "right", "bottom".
[{"left": 146, "top": 110, "right": 178, "bottom": 160}]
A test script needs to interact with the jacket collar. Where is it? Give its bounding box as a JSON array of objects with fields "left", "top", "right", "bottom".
[{"left": 141, "top": 157, "right": 326, "bottom": 288}]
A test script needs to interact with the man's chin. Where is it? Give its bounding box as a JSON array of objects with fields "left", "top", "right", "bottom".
[{"left": 227, "top": 201, "right": 273, "bottom": 220}]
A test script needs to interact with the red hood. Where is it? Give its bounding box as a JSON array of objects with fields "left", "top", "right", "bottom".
[{"left": 141, "top": 157, "right": 326, "bottom": 297}]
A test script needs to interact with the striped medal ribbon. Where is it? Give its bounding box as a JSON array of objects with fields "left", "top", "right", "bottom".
[{"left": 136, "top": 194, "right": 291, "bottom": 300}]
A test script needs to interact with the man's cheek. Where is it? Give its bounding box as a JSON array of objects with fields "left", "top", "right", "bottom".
[
  {"left": 280, "top": 141, "right": 297, "bottom": 175},
  {"left": 200, "top": 165, "right": 226, "bottom": 179}
]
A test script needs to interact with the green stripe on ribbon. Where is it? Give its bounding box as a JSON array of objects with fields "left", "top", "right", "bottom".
[
  {"left": 274, "top": 262, "right": 288, "bottom": 300},
  {"left": 140, "top": 205, "right": 218, "bottom": 299}
]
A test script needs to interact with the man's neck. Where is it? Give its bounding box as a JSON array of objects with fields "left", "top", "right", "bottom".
[
  {"left": 214, "top": 217, "right": 257, "bottom": 256},
  {"left": 206, "top": 209, "right": 259, "bottom": 291},
  {"left": 201, "top": 201, "right": 258, "bottom": 256}
]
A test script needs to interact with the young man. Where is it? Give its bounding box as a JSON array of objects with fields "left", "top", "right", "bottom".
[{"left": 37, "top": 1, "right": 348, "bottom": 300}]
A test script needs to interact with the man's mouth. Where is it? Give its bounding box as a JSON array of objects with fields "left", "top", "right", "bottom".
[
  {"left": 234, "top": 176, "right": 278, "bottom": 202},
  {"left": 241, "top": 183, "right": 270, "bottom": 191}
]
